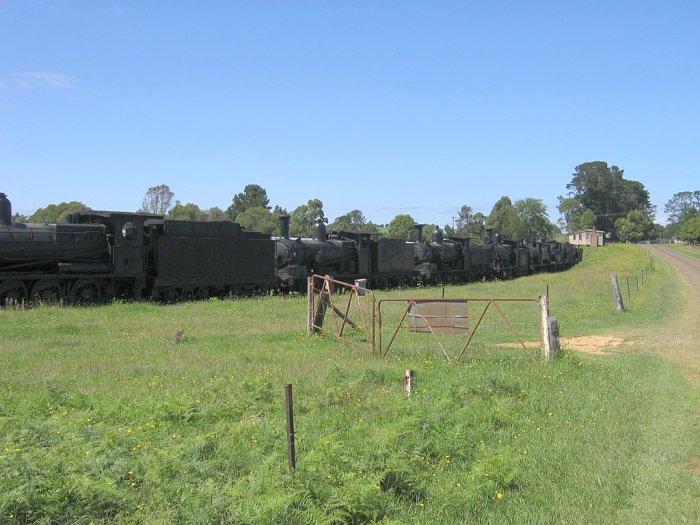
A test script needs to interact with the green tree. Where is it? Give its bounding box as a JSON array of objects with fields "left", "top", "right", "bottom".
[
  {"left": 676, "top": 214, "right": 700, "bottom": 243},
  {"left": 557, "top": 197, "right": 596, "bottom": 232},
  {"left": 29, "top": 201, "right": 90, "bottom": 223},
  {"left": 560, "top": 161, "right": 652, "bottom": 238},
  {"left": 289, "top": 199, "right": 326, "bottom": 238},
  {"left": 139, "top": 184, "right": 174, "bottom": 215},
  {"left": 226, "top": 184, "right": 270, "bottom": 220},
  {"left": 664, "top": 191, "right": 700, "bottom": 225},
  {"left": 614, "top": 209, "right": 656, "bottom": 242},
  {"left": 236, "top": 206, "right": 278, "bottom": 234},
  {"left": 453, "top": 205, "right": 486, "bottom": 239},
  {"left": 167, "top": 201, "right": 207, "bottom": 221},
  {"left": 328, "top": 210, "right": 380, "bottom": 233},
  {"left": 12, "top": 212, "right": 29, "bottom": 223},
  {"left": 329, "top": 210, "right": 366, "bottom": 231},
  {"left": 204, "top": 207, "right": 228, "bottom": 221},
  {"left": 487, "top": 196, "right": 521, "bottom": 238},
  {"left": 386, "top": 214, "right": 416, "bottom": 241},
  {"left": 514, "top": 198, "right": 556, "bottom": 240}
]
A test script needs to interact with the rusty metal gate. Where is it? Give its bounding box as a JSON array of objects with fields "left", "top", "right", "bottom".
[
  {"left": 378, "top": 297, "right": 543, "bottom": 363},
  {"left": 306, "top": 275, "right": 377, "bottom": 353},
  {"left": 307, "top": 276, "right": 552, "bottom": 361}
]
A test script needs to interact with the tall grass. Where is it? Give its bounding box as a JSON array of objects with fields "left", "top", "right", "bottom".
[{"left": 0, "top": 245, "right": 698, "bottom": 523}]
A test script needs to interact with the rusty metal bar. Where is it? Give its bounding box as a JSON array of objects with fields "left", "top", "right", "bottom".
[
  {"left": 378, "top": 297, "right": 539, "bottom": 362},
  {"left": 381, "top": 302, "right": 412, "bottom": 357},
  {"left": 307, "top": 274, "right": 377, "bottom": 354},
  {"left": 456, "top": 300, "right": 493, "bottom": 362},
  {"left": 406, "top": 300, "right": 453, "bottom": 363},
  {"left": 492, "top": 300, "right": 528, "bottom": 350}
]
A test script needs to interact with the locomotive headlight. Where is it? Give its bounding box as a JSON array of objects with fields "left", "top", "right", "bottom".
[{"left": 121, "top": 222, "right": 135, "bottom": 240}]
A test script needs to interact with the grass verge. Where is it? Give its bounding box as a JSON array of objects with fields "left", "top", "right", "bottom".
[{"left": 0, "top": 245, "right": 698, "bottom": 523}]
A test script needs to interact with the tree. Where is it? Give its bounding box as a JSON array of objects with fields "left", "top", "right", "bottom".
[
  {"left": 615, "top": 209, "right": 656, "bottom": 242},
  {"left": 386, "top": 214, "right": 416, "bottom": 241},
  {"left": 560, "top": 161, "right": 652, "bottom": 238},
  {"left": 486, "top": 196, "right": 521, "bottom": 239},
  {"left": 29, "top": 201, "right": 90, "bottom": 223},
  {"left": 289, "top": 199, "right": 326, "bottom": 238},
  {"left": 226, "top": 184, "right": 270, "bottom": 220},
  {"left": 329, "top": 210, "right": 367, "bottom": 231},
  {"left": 664, "top": 191, "right": 700, "bottom": 225},
  {"left": 204, "top": 207, "right": 228, "bottom": 221},
  {"left": 327, "top": 210, "right": 380, "bottom": 233},
  {"left": 236, "top": 206, "right": 278, "bottom": 234},
  {"left": 12, "top": 212, "right": 29, "bottom": 223},
  {"left": 557, "top": 197, "right": 595, "bottom": 232},
  {"left": 167, "top": 201, "right": 207, "bottom": 221},
  {"left": 139, "top": 184, "right": 174, "bottom": 215},
  {"left": 453, "top": 205, "right": 486, "bottom": 239},
  {"left": 513, "top": 198, "right": 557, "bottom": 240},
  {"left": 676, "top": 214, "right": 700, "bottom": 243}
]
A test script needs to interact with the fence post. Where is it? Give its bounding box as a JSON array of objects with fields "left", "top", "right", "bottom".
[
  {"left": 404, "top": 369, "right": 414, "bottom": 396},
  {"left": 307, "top": 277, "right": 314, "bottom": 334},
  {"left": 611, "top": 273, "right": 624, "bottom": 311},
  {"left": 546, "top": 317, "right": 560, "bottom": 358},
  {"left": 285, "top": 384, "right": 296, "bottom": 471},
  {"left": 540, "top": 295, "right": 551, "bottom": 359}
]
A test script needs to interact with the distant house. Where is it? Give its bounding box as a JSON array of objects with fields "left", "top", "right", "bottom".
[{"left": 569, "top": 226, "right": 606, "bottom": 247}]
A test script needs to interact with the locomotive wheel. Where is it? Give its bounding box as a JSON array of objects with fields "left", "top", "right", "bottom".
[
  {"left": 31, "top": 279, "right": 65, "bottom": 304},
  {"left": 0, "top": 280, "right": 28, "bottom": 306},
  {"left": 70, "top": 279, "right": 102, "bottom": 305}
]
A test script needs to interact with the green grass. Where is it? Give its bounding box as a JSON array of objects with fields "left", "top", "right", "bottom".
[
  {"left": 668, "top": 243, "right": 700, "bottom": 260},
  {"left": 1, "top": 245, "right": 698, "bottom": 524}
]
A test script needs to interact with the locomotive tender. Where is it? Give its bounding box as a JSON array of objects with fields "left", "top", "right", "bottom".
[
  {"left": 0, "top": 193, "right": 274, "bottom": 305},
  {"left": 0, "top": 192, "right": 581, "bottom": 306}
]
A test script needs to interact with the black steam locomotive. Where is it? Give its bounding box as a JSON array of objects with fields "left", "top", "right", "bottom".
[
  {"left": 0, "top": 193, "right": 273, "bottom": 305},
  {"left": 274, "top": 218, "right": 581, "bottom": 292},
  {"left": 0, "top": 192, "right": 581, "bottom": 306}
]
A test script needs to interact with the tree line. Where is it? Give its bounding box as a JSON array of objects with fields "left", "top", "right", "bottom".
[
  {"left": 663, "top": 191, "right": 700, "bottom": 243},
  {"left": 16, "top": 161, "right": 694, "bottom": 243}
]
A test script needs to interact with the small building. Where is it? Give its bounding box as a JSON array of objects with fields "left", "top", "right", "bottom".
[{"left": 569, "top": 226, "right": 606, "bottom": 247}]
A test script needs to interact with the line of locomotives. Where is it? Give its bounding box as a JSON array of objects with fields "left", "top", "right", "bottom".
[{"left": 0, "top": 193, "right": 582, "bottom": 305}]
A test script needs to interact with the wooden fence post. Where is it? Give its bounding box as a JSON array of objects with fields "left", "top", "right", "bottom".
[
  {"left": 611, "top": 273, "right": 624, "bottom": 312},
  {"left": 540, "top": 295, "right": 551, "bottom": 359},
  {"left": 307, "top": 277, "right": 314, "bottom": 334},
  {"left": 404, "top": 370, "right": 414, "bottom": 396},
  {"left": 546, "top": 317, "right": 560, "bottom": 358},
  {"left": 612, "top": 273, "right": 625, "bottom": 312},
  {"left": 285, "top": 384, "right": 296, "bottom": 471}
]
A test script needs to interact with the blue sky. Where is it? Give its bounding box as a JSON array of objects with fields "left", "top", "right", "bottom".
[{"left": 1, "top": 1, "right": 698, "bottom": 227}]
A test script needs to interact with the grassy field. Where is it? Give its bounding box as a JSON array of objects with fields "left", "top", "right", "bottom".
[
  {"left": 668, "top": 243, "right": 700, "bottom": 260},
  {"left": 1, "top": 245, "right": 698, "bottom": 524}
]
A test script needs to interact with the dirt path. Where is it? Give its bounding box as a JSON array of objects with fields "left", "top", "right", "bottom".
[
  {"left": 564, "top": 245, "right": 700, "bottom": 375},
  {"left": 641, "top": 244, "right": 700, "bottom": 375}
]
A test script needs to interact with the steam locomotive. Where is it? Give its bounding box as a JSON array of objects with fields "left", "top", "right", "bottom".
[
  {"left": 0, "top": 193, "right": 273, "bottom": 305},
  {"left": 275, "top": 218, "right": 581, "bottom": 292},
  {"left": 0, "top": 192, "right": 581, "bottom": 306}
]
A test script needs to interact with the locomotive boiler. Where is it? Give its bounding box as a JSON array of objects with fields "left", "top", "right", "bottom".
[
  {"left": 1, "top": 191, "right": 583, "bottom": 306},
  {"left": 0, "top": 193, "right": 275, "bottom": 305}
]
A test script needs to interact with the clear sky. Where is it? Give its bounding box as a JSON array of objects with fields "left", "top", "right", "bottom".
[{"left": 1, "top": 1, "right": 698, "bottom": 227}]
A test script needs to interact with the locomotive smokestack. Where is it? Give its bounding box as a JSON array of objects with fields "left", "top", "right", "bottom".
[
  {"left": 0, "top": 193, "right": 11, "bottom": 226},
  {"left": 413, "top": 224, "right": 424, "bottom": 242},
  {"left": 279, "top": 215, "right": 290, "bottom": 239},
  {"left": 312, "top": 218, "right": 327, "bottom": 241}
]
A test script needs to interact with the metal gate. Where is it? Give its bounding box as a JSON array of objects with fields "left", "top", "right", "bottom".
[
  {"left": 306, "top": 275, "right": 377, "bottom": 353},
  {"left": 378, "top": 297, "right": 543, "bottom": 363}
]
